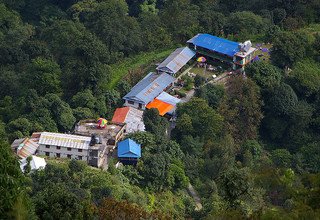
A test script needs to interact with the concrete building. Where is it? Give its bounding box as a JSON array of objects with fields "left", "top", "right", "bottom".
[
  {"left": 111, "top": 107, "right": 145, "bottom": 134},
  {"left": 37, "top": 132, "right": 92, "bottom": 162},
  {"left": 187, "top": 34, "right": 257, "bottom": 71}
]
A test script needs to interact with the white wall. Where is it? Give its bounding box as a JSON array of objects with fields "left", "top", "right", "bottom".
[
  {"left": 38, "top": 144, "right": 88, "bottom": 161},
  {"left": 124, "top": 100, "right": 146, "bottom": 110}
]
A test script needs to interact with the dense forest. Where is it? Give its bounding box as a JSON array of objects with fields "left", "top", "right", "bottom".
[{"left": 1, "top": 0, "right": 320, "bottom": 219}]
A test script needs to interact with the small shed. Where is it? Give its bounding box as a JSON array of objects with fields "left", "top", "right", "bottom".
[
  {"left": 20, "top": 155, "right": 46, "bottom": 173},
  {"left": 117, "top": 138, "right": 141, "bottom": 164}
]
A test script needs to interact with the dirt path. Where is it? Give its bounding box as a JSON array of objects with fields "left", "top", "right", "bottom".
[{"left": 187, "top": 183, "right": 203, "bottom": 211}]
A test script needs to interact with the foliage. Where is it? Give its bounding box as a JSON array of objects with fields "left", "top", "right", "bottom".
[
  {"left": 246, "top": 61, "right": 283, "bottom": 89},
  {"left": 220, "top": 76, "right": 263, "bottom": 145},
  {"left": 195, "top": 84, "right": 225, "bottom": 109},
  {"left": 271, "top": 31, "right": 311, "bottom": 68},
  {"left": 0, "top": 141, "right": 35, "bottom": 219}
]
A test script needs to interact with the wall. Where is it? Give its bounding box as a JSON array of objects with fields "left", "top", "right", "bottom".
[
  {"left": 124, "top": 100, "right": 146, "bottom": 110},
  {"left": 38, "top": 144, "right": 88, "bottom": 162}
]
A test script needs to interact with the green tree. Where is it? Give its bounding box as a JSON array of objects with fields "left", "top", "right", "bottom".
[
  {"left": 271, "top": 149, "right": 293, "bottom": 168},
  {"left": 219, "top": 168, "right": 253, "bottom": 206},
  {"left": 176, "top": 98, "right": 223, "bottom": 140},
  {"left": 220, "top": 76, "right": 263, "bottom": 145},
  {"left": 45, "top": 94, "right": 76, "bottom": 131},
  {"left": 290, "top": 59, "right": 320, "bottom": 97},
  {"left": 195, "top": 84, "right": 225, "bottom": 109},
  {"left": 143, "top": 108, "right": 168, "bottom": 137},
  {"left": 246, "top": 61, "right": 283, "bottom": 89},
  {"left": 271, "top": 31, "right": 311, "bottom": 68},
  {"left": 299, "top": 143, "right": 320, "bottom": 173},
  {"left": 42, "top": 20, "right": 110, "bottom": 97},
  {"left": 0, "top": 141, "right": 35, "bottom": 219},
  {"left": 138, "top": 11, "right": 172, "bottom": 51},
  {"left": 225, "top": 11, "right": 268, "bottom": 39},
  {"left": 24, "top": 57, "right": 62, "bottom": 96},
  {"left": 77, "top": 0, "right": 142, "bottom": 57},
  {"left": 160, "top": 0, "right": 199, "bottom": 42}
]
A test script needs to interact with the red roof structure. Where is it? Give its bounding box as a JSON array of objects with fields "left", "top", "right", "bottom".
[{"left": 112, "top": 107, "right": 130, "bottom": 123}]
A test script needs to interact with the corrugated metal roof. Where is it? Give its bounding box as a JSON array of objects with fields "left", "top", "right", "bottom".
[
  {"left": 17, "top": 138, "right": 39, "bottom": 159},
  {"left": 156, "top": 91, "right": 181, "bottom": 106},
  {"left": 157, "top": 47, "right": 195, "bottom": 74},
  {"left": 117, "top": 138, "right": 141, "bottom": 158},
  {"left": 187, "top": 34, "right": 240, "bottom": 57},
  {"left": 123, "top": 72, "right": 175, "bottom": 104},
  {"left": 112, "top": 107, "right": 145, "bottom": 133},
  {"left": 39, "top": 132, "right": 91, "bottom": 150}
]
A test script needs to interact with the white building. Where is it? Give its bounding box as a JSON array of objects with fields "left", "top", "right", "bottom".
[
  {"left": 37, "top": 132, "right": 91, "bottom": 162},
  {"left": 20, "top": 155, "right": 46, "bottom": 173}
]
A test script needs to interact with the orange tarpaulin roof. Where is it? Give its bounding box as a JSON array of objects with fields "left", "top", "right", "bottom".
[
  {"left": 112, "top": 107, "right": 130, "bottom": 123},
  {"left": 146, "top": 99, "right": 174, "bottom": 116}
]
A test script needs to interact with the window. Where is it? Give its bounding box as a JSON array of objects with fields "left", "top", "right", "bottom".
[
  {"left": 78, "top": 156, "right": 83, "bottom": 160},
  {"left": 138, "top": 103, "right": 142, "bottom": 109},
  {"left": 67, "top": 155, "right": 71, "bottom": 159},
  {"left": 56, "top": 153, "right": 60, "bottom": 158},
  {"left": 78, "top": 149, "right": 82, "bottom": 152},
  {"left": 45, "top": 145, "right": 50, "bottom": 148},
  {"left": 128, "top": 100, "right": 134, "bottom": 105},
  {"left": 67, "top": 148, "right": 71, "bottom": 151},
  {"left": 45, "top": 152, "right": 50, "bottom": 156},
  {"left": 56, "top": 146, "right": 61, "bottom": 150}
]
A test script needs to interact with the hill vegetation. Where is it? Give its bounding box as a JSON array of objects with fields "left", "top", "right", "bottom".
[{"left": 1, "top": 0, "right": 320, "bottom": 219}]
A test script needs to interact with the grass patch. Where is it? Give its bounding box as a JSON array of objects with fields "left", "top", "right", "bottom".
[{"left": 106, "top": 48, "right": 175, "bottom": 89}]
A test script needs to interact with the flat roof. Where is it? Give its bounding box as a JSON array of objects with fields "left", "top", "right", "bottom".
[{"left": 74, "top": 120, "right": 125, "bottom": 139}]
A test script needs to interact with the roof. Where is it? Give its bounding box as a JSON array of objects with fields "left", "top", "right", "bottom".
[
  {"left": 39, "top": 132, "right": 91, "bottom": 150},
  {"left": 112, "top": 107, "right": 130, "bottom": 123},
  {"left": 17, "top": 138, "right": 39, "bottom": 159},
  {"left": 157, "top": 47, "right": 195, "bottom": 74},
  {"left": 112, "top": 107, "right": 145, "bottom": 133},
  {"left": 146, "top": 99, "right": 174, "bottom": 116},
  {"left": 20, "top": 155, "right": 46, "bottom": 173},
  {"left": 156, "top": 91, "right": 181, "bottom": 106},
  {"left": 117, "top": 138, "right": 141, "bottom": 158},
  {"left": 187, "top": 34, "right": 240, "bottom": 57},
  {"left": 123, "top": 72, "right": 176, "bottom": 104}
]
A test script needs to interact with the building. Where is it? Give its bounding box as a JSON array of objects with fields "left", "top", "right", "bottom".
[
  {"left": 20, "top": 155, "right": 46, "bottom": 173},
  {"left": 11, "top": 132, "right": 41, "bottom": 159},
  {"left": 74, "top": 119, "right": 126, "bottom": 166},
  {"left": 123, "top": 72, "right": 176, "bottom": 110},
  {"left": 156, "top": 47, "right": 196, "bottom": 76},
  {"left": 111, "top": 107, "right": 145, "bottom": 134},
  {"left": 187, "top": 34, "right": 257, "bottom": 71},
  {"left": 145, "top": 91, "right": 182, "bottom": 116},
  {"left": 37, "top": 132, "right": 92, "bottom": 162},
  {"left": 117, "top": 138, "right": 141, "bottom": 165}
]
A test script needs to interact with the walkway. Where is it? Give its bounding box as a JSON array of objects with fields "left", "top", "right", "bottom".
[{"left": 187, "top": 183, "right": 203, "bottom": 211}]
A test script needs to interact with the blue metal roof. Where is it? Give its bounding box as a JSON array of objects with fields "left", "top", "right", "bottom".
[
  {"left": 117, "top": 138, "right": 141, "bottom": 158},
  {"left": 187, "top": 34, "right": 240, "bottom": 57},
  {"left": 156, "top": 47, "right": 196, "bottom": 74},
  {"left": 123, "top": 72, "right": 175, "bottom": 104}
]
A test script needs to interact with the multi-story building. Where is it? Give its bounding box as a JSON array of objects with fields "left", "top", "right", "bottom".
[
  {"left": 187, "top": 33, "right": 257, "bottom": 71},
  {"left": 37, "top": 132, "right": 92, "bottom": 162}
]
